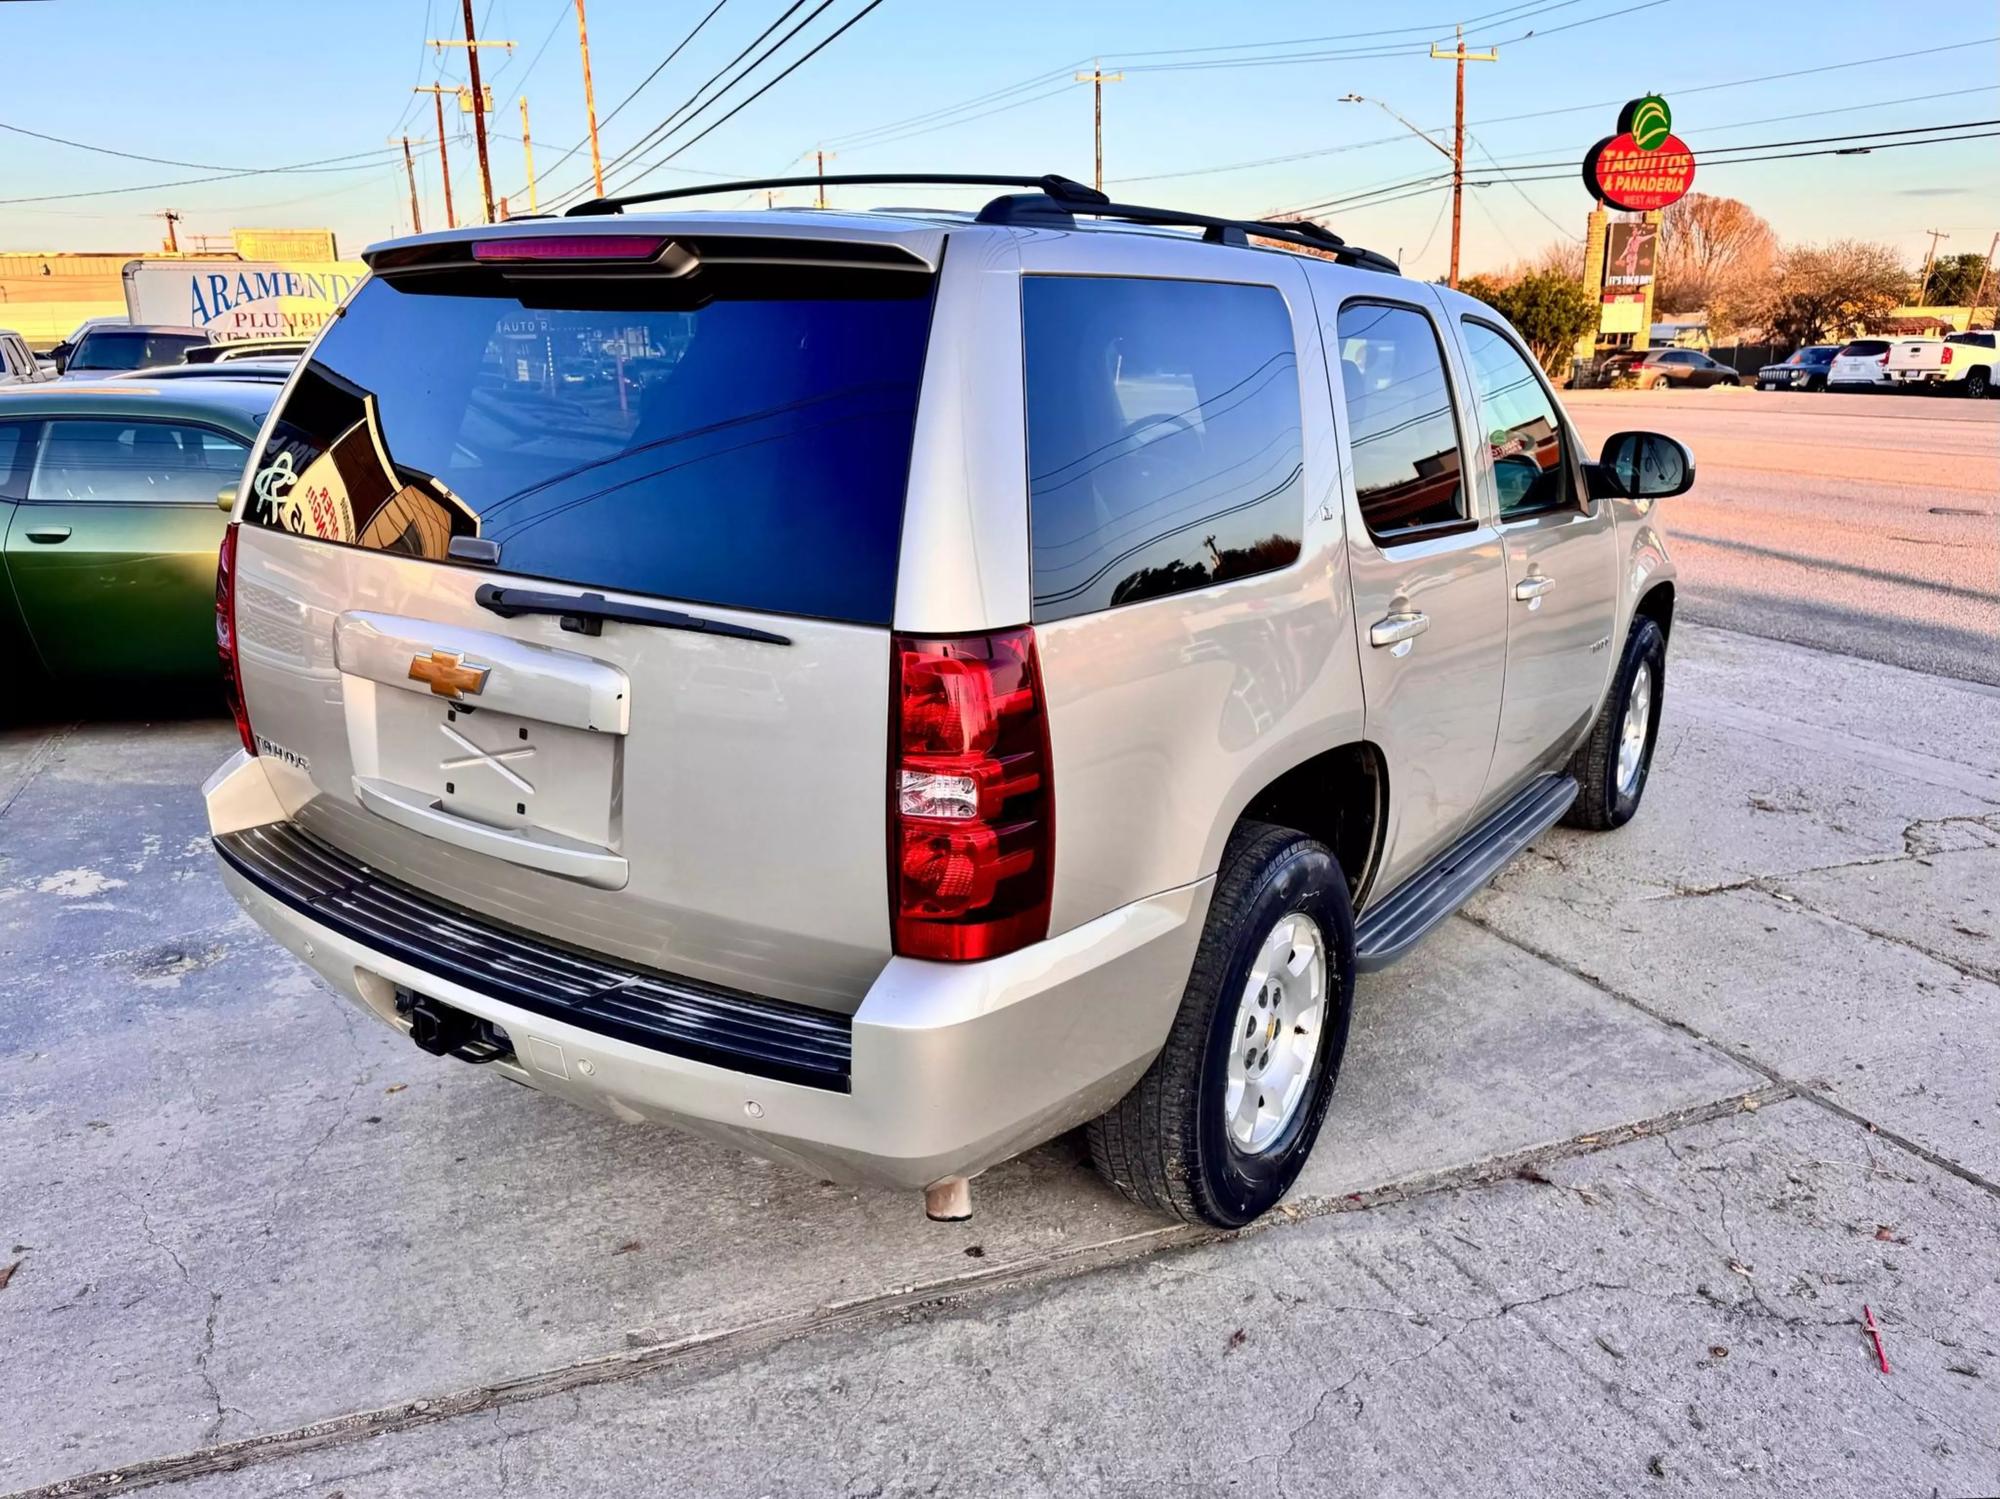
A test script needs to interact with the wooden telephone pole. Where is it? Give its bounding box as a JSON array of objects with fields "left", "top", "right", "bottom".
[
  {"left": 397, "top": 136, "right": 423, "bottom": 233},
  {"left": 431, "top": 6, "right": 513, "bottom": 224},
  {"left": 1915, "top": 228, "right": 1950, "bottom": 305},
  {"left": 519, "top": 97, "right": 538, "bottom": 213},
  {"left": 814, "top": 146, "right": 836, "bottom": 208},
  {"left": 157, "top": 210, "right": 181, "bottom": 253},
  {"left": 1073, "top": 60, "right": 1123, "bottom": 193},
  {"left": 1969, "top": 230, "right": 1999, "bottom": 318},
  {"left": 1429, "top": 25, "right": 1497, "bottom": 289},
  {"left": 413, "top": 86, "right": 458, "bottom": 228},
  {"left": 575, "top": 0, "right": 606, "bottom": 198}
]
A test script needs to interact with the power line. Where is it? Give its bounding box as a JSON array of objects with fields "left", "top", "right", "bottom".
[
  {"left": 1286, "top": 118, "right": 2000, "bottom": 216},
  {"left": 0, "top": 120, "right": 399, "bottom": 175},
  {"left": 1112, "top": 0, "right": 1675, "bottom": 72},
  {"left": 604, "top": 0, "right": 890, "bottom": 198},
  {"left": 550, "top": 0, "right": 826, "bottom": 205},
  {"left": 1285, "top": 128, "right": 2000, "bottom": 221},
  {"left": 1109, "top": 42, "right": 2000, "bottom": 189},
  {"left": 1111, "top": 0, "right": 1593, "bottom": 60}
]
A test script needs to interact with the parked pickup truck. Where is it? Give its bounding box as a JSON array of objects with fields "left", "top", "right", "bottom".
[{"left": 1884, "top": 331, "right": 1996, "bottom": 397}]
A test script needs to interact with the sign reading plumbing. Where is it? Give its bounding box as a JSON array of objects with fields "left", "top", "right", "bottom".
[{"left": 122, "top": 258, "right": 368, "bottom": 342}]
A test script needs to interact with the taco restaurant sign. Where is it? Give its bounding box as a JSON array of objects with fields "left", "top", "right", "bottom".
[{"left": 122, "top": 258, "right": 368, "bottom": 342}]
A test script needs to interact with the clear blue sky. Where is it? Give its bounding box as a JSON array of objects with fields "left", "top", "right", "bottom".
[{"left": 2, "top": 0, "right": 1994, "bottom": 278}]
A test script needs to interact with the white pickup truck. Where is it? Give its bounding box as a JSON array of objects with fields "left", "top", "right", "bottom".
[{"left": 1884, "top": 330, "right": 1996, "bottom": 397}]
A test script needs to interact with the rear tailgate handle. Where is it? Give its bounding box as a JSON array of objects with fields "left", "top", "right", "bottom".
[
  {"left": 24, "top": 526, "right": 71, "bottom": 544},
  {"left": 354, "top": 777, "right": 629, "bottom": 890}
]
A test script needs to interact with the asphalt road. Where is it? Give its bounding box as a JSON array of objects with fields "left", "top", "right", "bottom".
[{"left": 1565, "top": 388, "right": 2000, "bottom": 686}]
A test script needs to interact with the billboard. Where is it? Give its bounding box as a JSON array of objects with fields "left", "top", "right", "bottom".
[
  {"left": 1603, "top": 221, "right": 1658, "bottom": 297},
  {"left": 122, "top": 258, "right": 368, "bottom": 342}
]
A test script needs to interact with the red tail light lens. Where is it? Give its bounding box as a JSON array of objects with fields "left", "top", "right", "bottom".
[
  {"left": 891, "top": 628, "right": 1053, "bottom": 961},
  {"left": 1941, "top": 346, "right": 1954, "bottom": 365},
  {"left": 1877, "top": 350, "right": 1890, "bottom": 365},
  {"left": 216, "top": 522, "right": 255, "bottom": 757}
]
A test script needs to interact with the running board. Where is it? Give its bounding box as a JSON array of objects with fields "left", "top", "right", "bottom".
[{"left": 1354, "top": 773, "right": 1578, "bottom": 972}]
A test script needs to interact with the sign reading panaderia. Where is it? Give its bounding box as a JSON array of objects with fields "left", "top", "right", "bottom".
[
  {"left": 122, "top": 258, "right": 368, "bottom": 342},
  {"left": 1583, "top": 95, "right": 1695, "bottom": 212}
]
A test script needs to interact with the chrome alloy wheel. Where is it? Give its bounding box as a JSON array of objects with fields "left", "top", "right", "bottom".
[
  {"left": 1222, "top": 912, "right": 1327, "bottom": 1153},
  {"left": 1618, "top": 660, "right": 1653, "bottom": 797}
]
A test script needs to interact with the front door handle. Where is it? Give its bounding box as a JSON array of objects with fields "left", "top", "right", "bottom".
[
  {"left": 24, "top": 526, "right": 71, "bottom": 544},
  {"left": 1369, "top": 611, "right": 1430, "bottom": 648},
  {"left": 1514, "top": 574, "right": 1555, "bottom": 601}
]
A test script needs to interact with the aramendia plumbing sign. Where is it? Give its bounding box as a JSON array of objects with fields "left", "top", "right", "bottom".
[{"left": 122, "top": 258, "right": 368, "bottom": 342}]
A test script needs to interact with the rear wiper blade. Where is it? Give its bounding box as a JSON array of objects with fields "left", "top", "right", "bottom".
[{"left": 473, "top": 583, "right": 791, "bottom": 646}]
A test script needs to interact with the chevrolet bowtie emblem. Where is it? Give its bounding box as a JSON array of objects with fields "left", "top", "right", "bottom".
[{"left": 407, "top": 649, "right": 490, "bottom": 700}]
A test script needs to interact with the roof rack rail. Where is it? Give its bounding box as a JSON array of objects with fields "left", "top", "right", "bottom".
[{"left": 563, "top": 171, "right": 1399, "bottom": 275}]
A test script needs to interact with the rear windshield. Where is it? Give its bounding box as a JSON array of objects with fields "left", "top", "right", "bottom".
[
  {"left": 1841, "top": 340, "right": 1889, "bottom": 356},
  {"left": 241, "top": 265, "right": 936, "bottom": 625},
  {"left": 70, "top": 330, "right": 210, "bottom": 371}
]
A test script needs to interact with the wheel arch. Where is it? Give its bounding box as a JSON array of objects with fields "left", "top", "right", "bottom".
[{"left": 1230, "top": 739, "right": 1388, "bottom": 908}]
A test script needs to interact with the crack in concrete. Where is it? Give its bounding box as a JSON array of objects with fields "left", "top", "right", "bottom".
[
  {"left": 1, "top": 1090, "right": 1785, "bottom": 1499},
  {"left": 0, "top": 722, "right": 77, "bottom": 825},
  {"left": 1753, "top": 884, "right": 2000, "bottom": 987},
  {"left": 1459, "top": 911, "right": 2000, "bottom": 1205}
]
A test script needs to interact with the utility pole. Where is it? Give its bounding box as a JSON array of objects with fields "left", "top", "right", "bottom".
[
  {"left": 1969, "top": 230, "right": 1999, "bottom": 317},
  {"left": 1915, "top": 228, "right": 1950, "bottom": 306},
  {"left": 431, "top": 7, "right": 514, "bottom": 224},
  {"left": 814, "top": 146, "right": 836, "bottom": 208},
  {"left": 398, "top": 136, "right": 423, "bottom": 234},
  {"left": 157, "top": 210, "right": 181, "bottom": 253},
  {"left": 519, "top": 96, "right": 538, "bottom": 213},
  {"left": 414, "top": 86, "right": 458, "bottom": 228},
  {"left": 1429, "top": 25, "right": 1498, "bottom": 289},
  {"left": 1073, "top": 60, "right": 1123, "bottom": 194},
  {"left": 575, "top": 0, "right": 605, "bottom": 197}
]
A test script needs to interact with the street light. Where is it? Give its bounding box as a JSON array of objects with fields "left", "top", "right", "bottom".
[{"left": 1339, "top": 94, "right": 1452, "bottom": 162}]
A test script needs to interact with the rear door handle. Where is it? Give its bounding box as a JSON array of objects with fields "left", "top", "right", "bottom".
[
  {"left": 24, "top": 526, "right": 71, "bottom": 544},
  {"left": 1514, "top": 574, "right": 1555, "bottom": 601},
  {"left": 1368, "top": 611, "right": 1430, "bottom": 648}
]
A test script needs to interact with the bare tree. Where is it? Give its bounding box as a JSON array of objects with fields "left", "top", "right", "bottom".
[
  {"left": 1656, "top": 193, "right": 1776, "bottom": 335},
  {"left": 1761, "top": 240, "right": 1911, "bottom": 344}
]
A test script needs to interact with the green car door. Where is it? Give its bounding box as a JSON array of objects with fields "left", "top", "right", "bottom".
[{"left": 2, "top": 416, "right": 244, "bottom": 679}]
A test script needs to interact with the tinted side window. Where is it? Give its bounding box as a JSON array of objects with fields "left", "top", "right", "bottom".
[
  {"left": 1023, "top": 276, "right": 1304, "bottom": 622},
  {"left": 27, "top": 419, "right": 247, "bottom": 504},
  {"left": 1461, "top": 320, "right": 1573, "bottom": 520},
  {"left": 0, "top": 423, "right": 25, "bottom": 498},
  {"left": 1335, "top": 302, "right": 1467, "bottom": 542}
]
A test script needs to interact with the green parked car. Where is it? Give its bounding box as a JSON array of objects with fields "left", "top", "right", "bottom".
[{"left": 1, "top": 378, "right": 275, "bottom": 690}]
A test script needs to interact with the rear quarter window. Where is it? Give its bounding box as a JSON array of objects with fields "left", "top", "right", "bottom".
[
  {"left": 242, "top": 266, "right": 937, "bottom": 626},
  {"left": 1022, "top": 276, "right": 1304, "bottom": 623}
]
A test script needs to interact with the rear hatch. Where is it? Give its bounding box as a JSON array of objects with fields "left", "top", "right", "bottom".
[{"left": 230, "top": 227, "right": 941, "bottom": 1010}]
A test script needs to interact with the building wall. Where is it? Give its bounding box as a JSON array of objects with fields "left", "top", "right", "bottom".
[{"left": 0, "top": 254, "right": 131, "bottom": 347}]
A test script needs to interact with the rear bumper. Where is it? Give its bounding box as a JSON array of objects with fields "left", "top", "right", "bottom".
[{"left": 205, "top": 751, "right": 1210, "bottom": 1190}]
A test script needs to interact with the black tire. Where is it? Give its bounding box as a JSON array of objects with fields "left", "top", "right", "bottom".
[
  {"left": 1965, "top": 367, "right": 1991, "bottom": 399},
  {"left": 1087, "top": 822, "right": 1356, "bottom": 1228},
  {"left": 1806, "top": 374, "right": 1826, "bottom": 392},
  {"left": 1563, "top": 616, "right": 1666, "bottom": 831}
]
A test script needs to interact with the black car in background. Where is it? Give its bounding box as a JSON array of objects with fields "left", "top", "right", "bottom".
[{"left": 1756, "top": 345, "right": 1839, "bottom": 391}]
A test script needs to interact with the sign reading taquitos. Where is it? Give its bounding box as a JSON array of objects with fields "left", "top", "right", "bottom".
[{"left": 1584, "top": 131, "right": 1695, "bottom": 212}]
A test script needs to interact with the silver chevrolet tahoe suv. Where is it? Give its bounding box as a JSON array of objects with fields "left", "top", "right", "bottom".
[{"left": 206, "top": 174, "right": 1690, "bottom": 1229}]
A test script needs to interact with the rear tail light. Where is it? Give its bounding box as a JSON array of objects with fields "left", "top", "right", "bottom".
[
  {"left": 1878, "top": 350, "right": 1890, "bottom": 365},
  {"left": 1941, "top": 346, "right": 1954, "bottom": 365},
  {"left": 216, "top": 522, "right": 255, "bottom": 756},
  {"left": 890, "top": 628, "right": 1053, "bottom": 961}
]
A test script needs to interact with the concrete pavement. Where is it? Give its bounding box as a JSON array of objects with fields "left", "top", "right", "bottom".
[{"left": 3, "top": 616, "right": 1995, "bottom": 1497}]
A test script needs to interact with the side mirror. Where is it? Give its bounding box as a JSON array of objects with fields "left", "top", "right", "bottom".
[
  {"left": 216, "top": 484, "right": 238, "bottom": 513},
  {"left": 1599, "top": 430, "right": 1694, "bottom": 499},
  {"left": 49, "top": 341, "right": 71, "bottom": 373}
]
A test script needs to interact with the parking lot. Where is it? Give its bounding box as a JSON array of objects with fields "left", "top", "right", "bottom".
[{"left": 3, "top": 390, "right": 1997, "bottom": 1496}]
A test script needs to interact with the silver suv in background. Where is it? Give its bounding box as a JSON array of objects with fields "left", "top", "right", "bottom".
[{"left": 206, "top": 174, "right": 1690, "bottom": 1229}]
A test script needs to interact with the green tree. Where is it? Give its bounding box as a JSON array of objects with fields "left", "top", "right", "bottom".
[
  {"left": 1457, "top": 271, "right": 1597, "bottom": 378},
  {"left": 1919, "top": 252, "right": 1989, "bottom": 307}
]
